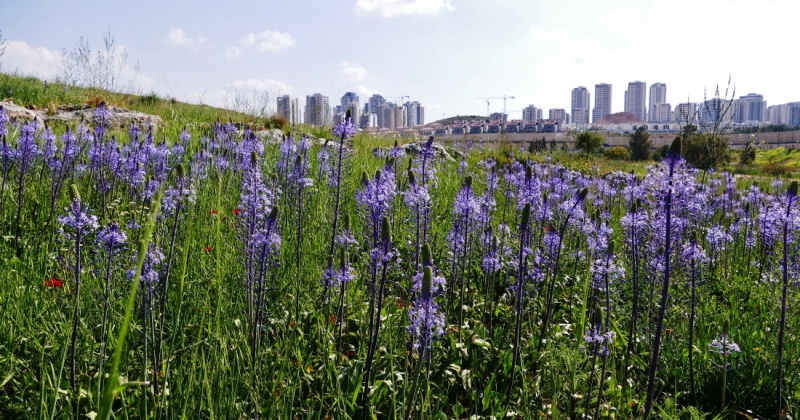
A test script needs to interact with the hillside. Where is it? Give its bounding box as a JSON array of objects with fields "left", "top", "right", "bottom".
[{"left": 0, "top": 73, "right": 278, "bottom": 132}]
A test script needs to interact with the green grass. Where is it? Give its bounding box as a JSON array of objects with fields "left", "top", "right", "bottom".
[{"left": 0, "top": 74, "right": 799, "bottom": 419}]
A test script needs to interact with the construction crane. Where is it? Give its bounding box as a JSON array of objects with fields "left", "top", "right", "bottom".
[
  {"left": 477, "top": 95, "right": 515, "bottom": 118},
  {"left": 394, "top": 94, "right": 409, "bottom": 105}
]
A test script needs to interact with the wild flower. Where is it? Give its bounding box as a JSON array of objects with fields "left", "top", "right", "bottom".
[
  {"left": 95, "top": 222, "right": 127, "bottom": 383},
  {"left": 447, "top": 176, "right": 480, "bottom": 325},
  {"left": 408, "top": 266, "right": 445, "bottom": 356},
  {"left": 44, "top": 278, "right": 64, "bottom": 288},
  {"left": 58, "top": 185, "right": 98, "bottom": 393},
  {"left": 11, "top": 120, "right": 41, "bottom": 251},
  {"left": 127, "top": 242, "right": 164, "bottom": 389},
  {"left": 776, "top": 181, "right": 798, "bottom": 418},
  {"left": 645, "top": 138, "right": 684, "bottom": 417}
]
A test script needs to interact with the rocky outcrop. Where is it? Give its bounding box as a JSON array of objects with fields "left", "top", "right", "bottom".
[{"left": 0, "top": 100, "right": 163, "bottom": 128}]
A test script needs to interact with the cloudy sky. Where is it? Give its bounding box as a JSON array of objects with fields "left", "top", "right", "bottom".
[{"left": 1, "top": 0, "right": 797, "bottom": 121}]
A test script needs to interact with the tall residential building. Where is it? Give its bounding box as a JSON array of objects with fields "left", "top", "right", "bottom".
[
  {"left": 736, "top": 93, "right": 767, "bottom": 124},
  {"left": 624, "top": 81, "right": 647, "bottom": 122},
  {"left": 648, "top": 83, "right": 668, "bottom": 122},
  {"left": 674, "top": 102, "right": 699, "bottom": 125},
  {"left": 789, "top": 102, "right": 800, "bottom": 127},
  {"left": 341, "top": 92, "right": 361, "bottom": 125},
  {"left": 276, "top": 95, "right": 300, "bottom": 125},
  {"left": 592, "top": 83, "right": 612, "bottom": 123},
  {"left": 571, "top": 86, "right": 590, "bottom": 125},
  {"left": 393, "top": 106, "right": 407, "bottom": 129},
  {"left": 404, "top": 101, "right": 425, "bottom": 127},
  {"left": 304, "top": 93, "right": 330, "bottom": 126},
  {"left": 368, "top": 94, "right": 386, "bottom": 114},
  {"left": 768, "top": 104, "right": 789, "bottom": 125},
  {"left": 699, "top": 97, "right": 736, "bottom": 128},
  {"left": 549, "top": 108, "right": 569, "bottom": 124},
  {"left": 359, "top": 112, "right": 377, "bottom": 129},
  {"left": 378, "top": 102, "right": 395, "bottom": 129},
  {"left": 650, "top": 103, "right": 672, "bottom": 124},
  {"left": 522, "top": 104, "right": 543, "bottom": 122}
]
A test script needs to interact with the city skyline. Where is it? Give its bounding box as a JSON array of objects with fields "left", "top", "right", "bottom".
[{"left": 1, "top": 0, "right": 798, "bottom": 121}]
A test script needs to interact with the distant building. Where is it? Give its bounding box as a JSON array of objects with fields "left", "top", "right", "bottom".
[
  {"left": 359, "top": 112, "right": 377, "bottom": 129},
  {"left": 404, "top": 101, "right": 425, "bottom": 127},
  {"left": 650, "top": 103, "right": 672, "bottom": 124},
  {"left": 789, "top": 102, "right": 800, "bottom": 127},
  {"left": 523, "top": 104, "right": 543, "bottom": 122},
  {"left": 277, "top": 95, "right": 301, "bottom": 125},
  {"left": 674, "top": 102, "right": 699, "bottom": 126},
  {"left": 305, "top": 93, "right": 330, "bottom": 126},
  {"left": 768, "top": 104, "right": 789, "bottom": 125},
  {"left": 699, "top": 97, "right": 736, "bottom": 129},
  {"left": 736, "top": 93, "right": 766, "bottom": 124},
  {"left": 648, "top": 83, "right": 668, "bottom": 122},
  {"left": 368, "top": 94, "right": 386, "bottom": 114},
  {"left": 549, "top": 108, "right": 569, "bottom": 124},
  {"left": 393, "top": 105, "right": 407, "bottom": 129},
  {"left": 624, "top": 81, "right": 647, "bottom": 122},
  {"left": 341, "top": 92, "right": 361, "bottom": 126},
  {"left": 592, "top": 83, "right": 612, "bottom": 123},
  {"left": 489, "top": 112, "right": 508, "bottom": 122},
  {"left": 378, "top": 102, "right": 395, "bottom": 129},
  {"left": 571, "top": 86, "right": 590, "bottom": 125}
]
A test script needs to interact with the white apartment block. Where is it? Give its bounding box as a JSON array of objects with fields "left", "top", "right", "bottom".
[
  {"left": 592, "top": 83, "right": 612, "bottom": 123},
  {"left": 404, "top": 101, "right": 425, "bottom": 127},
  {"left": 523, "top": 104, "right": 543, "bottom": 122},
  {"left": 768, "top": 104, "right": 789, "bottom": 125},
  {"left": 341, "top": 92, "right": 361, "bottom": 126},
  {"left": 624, "top": 81, "right": 647, "bottom": 122},
  {"left": 571, "top": 86, "right": 590, "bottom": 125},
  {"left": 277, "top": 95, "right": 301, "bottom": 126},
  {"left": 549, "top": 108, "right": 569, "bottom": 124},
  {"left": 304, "top": 93, "right": 331, "bottom": 126},
  {"left": 674, "top": 102, "right": 699, "bottom": 125},
  {"left": 736, "top": 93, "right": 767, "bottom": 124},
  {"left": 649, "top": 103, "right": 672, "bottom": 123}
]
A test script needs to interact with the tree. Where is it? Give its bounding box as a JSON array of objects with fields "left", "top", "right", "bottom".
[
  {"left": 575, "top": 131, "right": 604, "bottom": 156},
  {"left": 681, "top": 132, "right": 731, "bottom": 171},
  {"left": 0, "top": 30, "right": 7, "bottom": 59},
  {"left": 629, "top": 126, "right": 652, "bottom": 161}
]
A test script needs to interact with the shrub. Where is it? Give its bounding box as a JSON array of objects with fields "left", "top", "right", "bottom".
[
  {"left": 575, "top": 132, "right": 604, "bottom": 156},
  {"left": 629, "top": 126, "right": 652, "bottom": 161},
  {"left": 739, "top": 140, "right": 757, "bottom": 165},
  {"left": 682, "top": 133, "right": 731, "bottom": 171},
  {"left": 603, "top": 146, "right": 631, "bottom": 160}
]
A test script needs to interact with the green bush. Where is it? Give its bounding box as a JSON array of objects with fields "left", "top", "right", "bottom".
[
  {"left": 603, "top": 146, "right": 631, "bottom": 160},
  {"left": 575, "top": 131, "right": 604, "bottom": 156},
  {"left": 682, "top": 133, "right": 731, "bottom": 170},
  {"left": 628, "top": 126, "right": 652, "bottom": 161}
]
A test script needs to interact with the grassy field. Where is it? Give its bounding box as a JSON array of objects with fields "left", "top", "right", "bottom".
[{"left": 0, "top": 75, "right": 799, "bottom": 419}]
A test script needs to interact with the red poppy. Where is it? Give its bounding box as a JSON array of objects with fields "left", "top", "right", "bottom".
[
  {"left": 233, "top": 208, "right": 241, "bottom": 215},
  {"left": 544, "top": 226, "right": 551, "bottom": 232},
  {"left": 204, "top": 246, "right": 212, "bottom": 253},
  {"left": 44, "top": 278, "right": 64, "bottom": 287},
  {"left": 222, "top": 216, "right": 228, "bottom": 222},
  {"left": 211, "top": 209, "right": 218, "bottom": 216}
]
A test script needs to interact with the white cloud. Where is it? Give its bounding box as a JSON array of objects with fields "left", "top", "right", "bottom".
[
  {"left": 227, "top": 78, "right": 293, "bottom": 93},
  {"left": 240, "top": 30, "right": 296, "bottom": 52},
  {"left": 353, "top": 0, "right": 454, "bottom": 18},
  {"left": 340, "top": 61, "right": 367, "bottom": 81},
  {"left": 225, "top": 46, "right": 241, "bottom": 60},
  {"left": 0, "top": 40, "right": 61, "bottom": 79},
  {"left": 163, "top": 29, "right": 212, "bottom": 50},
  {"left": 355, "top": 85, "right": 380, "bottom": 98},
  {"left": 528, "top": 28, "right": 569, "bottom": 44}
]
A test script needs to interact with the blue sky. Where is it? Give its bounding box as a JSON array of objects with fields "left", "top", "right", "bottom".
[{"left": 1, "top": 0, "right": 798, "bottom": 121}]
